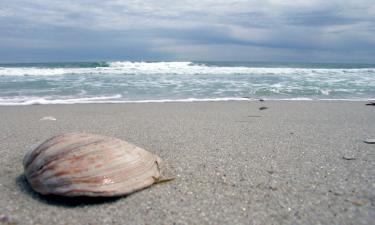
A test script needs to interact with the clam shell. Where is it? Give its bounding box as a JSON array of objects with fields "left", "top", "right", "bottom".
[{"left": 23, "top": 133, "right": 163, "bottom": 197}]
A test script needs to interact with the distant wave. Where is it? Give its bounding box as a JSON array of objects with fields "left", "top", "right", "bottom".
[{"left": 0, "top": 61, "right": 375, "bottom": 76}]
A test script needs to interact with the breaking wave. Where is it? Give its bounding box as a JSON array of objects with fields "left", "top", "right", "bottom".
[
  {"left": 0, "top": 61, "right": 374, "bottom": 76},
  {"left": 0, "top": 61, "right": 375, "bottom": 104}
]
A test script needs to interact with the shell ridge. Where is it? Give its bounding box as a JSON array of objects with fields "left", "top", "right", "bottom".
[
  {"left": 88, "top": 155, "right": 160, "bottom": 190},
  {"left": 28, "top": 152, "right": 151, "bottom": 193},
  {"left": 23, "top": 134, "right": 68, "bottom": 169},
  {"left": 42, "top": 160, "right": 158, "bottom": 196},
  {"left": 27, "top": 139, "right": 109, "bottom": 179},
  {"left": 36, "top": 140, "right": 128, "bottom": 181},
  {"left": 40, "top": 154, "right": 159, "bottom": 195},
  {"left": 24, "top": 133, "right": 96, "bottom": 171},
  {"left": 49, "top": 152, "right": 157, "bottom": 187}
]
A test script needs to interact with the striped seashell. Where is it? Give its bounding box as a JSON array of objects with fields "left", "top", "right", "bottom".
[{"left": 23, "top": 133, "right": 163, "bottom": 197}]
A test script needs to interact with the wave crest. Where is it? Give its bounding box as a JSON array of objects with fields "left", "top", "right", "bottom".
[{"left": 1, "top": 61, "right": 374, "bottom": 76}]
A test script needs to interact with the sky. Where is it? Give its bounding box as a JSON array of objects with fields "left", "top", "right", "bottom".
[{"left": 0, "top": 0, "right": 374, "bottom": 63}]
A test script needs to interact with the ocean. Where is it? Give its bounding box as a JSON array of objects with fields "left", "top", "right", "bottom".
[{"left": 0, "top": 61, "right": 374, "bottom": 105}]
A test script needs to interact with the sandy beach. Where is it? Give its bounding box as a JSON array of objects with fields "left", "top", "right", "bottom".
[{"left": 0, "top": 101, "right": 374, "bottom": 225}]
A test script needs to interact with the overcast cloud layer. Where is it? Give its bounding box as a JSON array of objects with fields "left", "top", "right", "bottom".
[{"left": 0, "top": 0, "right": 374, "bottom": 62}]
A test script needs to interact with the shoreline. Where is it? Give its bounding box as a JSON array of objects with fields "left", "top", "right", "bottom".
[
  {"left": 0, "top": 101, "right": 374, "bottom": 224},
  {"left": 0, "top": 98, "right": 374, "bottom": 106}
]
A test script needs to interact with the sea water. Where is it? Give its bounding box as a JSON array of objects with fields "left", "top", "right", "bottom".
[{"left": 0, "top": 61, "right": 374, "bottom": 105}]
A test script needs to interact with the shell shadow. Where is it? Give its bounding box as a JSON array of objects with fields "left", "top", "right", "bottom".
[{"left": 16, "top": 174, "right": 121, "bottom": 207}]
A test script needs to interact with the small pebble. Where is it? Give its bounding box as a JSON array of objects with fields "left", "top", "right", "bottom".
[
  {"left": 269, "top": 185, "right": 278, "bottom": 191},
  {"left": 364, "top": 138, "right": 375, "bottom": 144},
  {"left": 351, "top": 200, "right": 367, "bottom": 206},
  {"left": 0, "top": 215, "right": 9, "bottom": 222},
  {"left": 342, "top": 156, "right": 356, "bottom": 160}
]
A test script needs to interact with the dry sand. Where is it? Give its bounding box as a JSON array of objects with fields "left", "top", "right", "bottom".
[{"left": 0, "top": 101, "right": 374, "bottom": 225}]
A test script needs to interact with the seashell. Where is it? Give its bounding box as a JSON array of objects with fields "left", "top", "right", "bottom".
[
  {"left": 23, "top": 133, "right": 163, "bottom": 197},
  {"left": 40, "top": 116, "right": 57, "bottom": 121}
]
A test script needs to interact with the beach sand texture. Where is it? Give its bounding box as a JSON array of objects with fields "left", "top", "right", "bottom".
[{"left": 0, "top": 101, "right": 374, "bottom": 225}]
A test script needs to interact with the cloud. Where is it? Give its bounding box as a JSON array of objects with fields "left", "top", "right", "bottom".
[{"left": 0, "top": 0, "right": 374, "bottom": 62}]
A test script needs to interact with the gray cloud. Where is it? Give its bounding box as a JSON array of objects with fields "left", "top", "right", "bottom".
[{"left": 0, "top": 0, "right": 374, "bottom": 62}]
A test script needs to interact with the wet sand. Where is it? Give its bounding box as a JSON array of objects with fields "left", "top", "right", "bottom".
[{"left": 0, "top": 101, "right": 374, "bottom": 225}]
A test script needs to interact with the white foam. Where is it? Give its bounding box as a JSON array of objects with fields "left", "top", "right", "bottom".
[
  {"left": 1, "top": 96, "right": 375, "bottom": 105},
  {"left": 0, "top": 96, "right": 251, "bottom": 105},
  {"left": 0, "top": 95, "right": 123, "bottom": 105},
  {"left": 320, "top": 89, "right": 331, "bottom": 95},
  {"left": 0, "top": 61, "right": 374, "bottom": 76}
]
